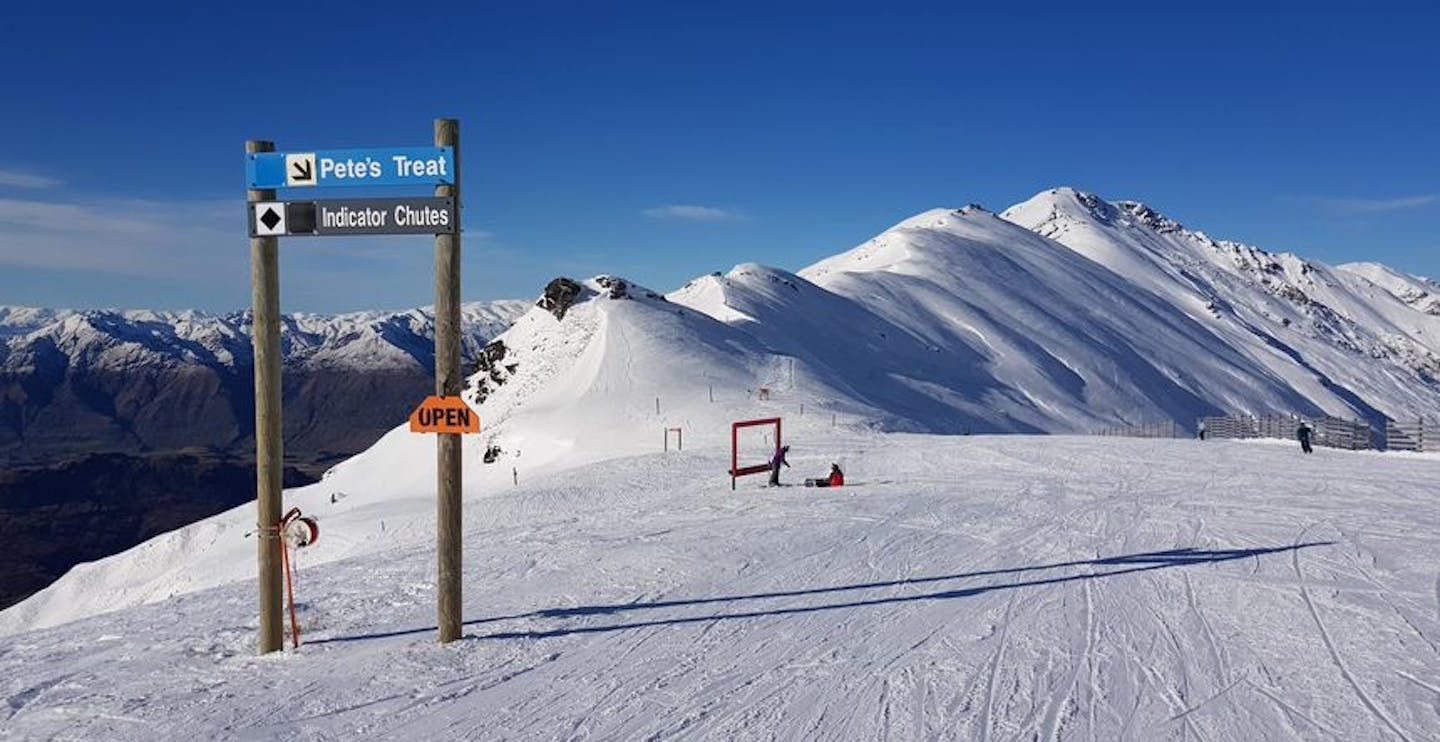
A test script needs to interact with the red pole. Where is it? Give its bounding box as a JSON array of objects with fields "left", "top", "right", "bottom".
[
  {"left": 281, "top": 540, "right": 299, "bottom": 649},
  {"left": 731, "top": 423, "right": 737, "bottom": 490}
]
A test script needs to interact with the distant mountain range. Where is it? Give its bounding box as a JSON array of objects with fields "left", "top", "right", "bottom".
[
  {"left": 0, "top": 300, "right": 528, "bottom": 609},
  {"left": 0, "top": 301, "right": 530, "bottom": 465}
]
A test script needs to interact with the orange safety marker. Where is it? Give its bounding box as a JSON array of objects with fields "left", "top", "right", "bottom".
[
  {"left": 275, "top": 507, "right": 320, "bottom": 650},
  {"left": 408, "top": 396, "right": 481, "bottom": 434}
]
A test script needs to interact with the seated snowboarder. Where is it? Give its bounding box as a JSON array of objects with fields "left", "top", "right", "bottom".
[
  {"left": 768, "top": 444, "right": 790, "bottom": 486},
  {"left": 806, "top": 463, "right": 844, "bottom": 488}
]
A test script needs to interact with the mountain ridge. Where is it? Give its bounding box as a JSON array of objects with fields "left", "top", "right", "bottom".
[{"left": 0, "top": 300, "right": 530, "bottom": 464}]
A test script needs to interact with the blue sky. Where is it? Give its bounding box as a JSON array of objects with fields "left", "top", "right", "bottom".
[{"left": 0, "top": 2, "right": 1436, "bottom": 313}]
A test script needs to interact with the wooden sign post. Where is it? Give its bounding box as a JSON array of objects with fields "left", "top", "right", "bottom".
[
  {"left": 247, "top": 139, "right": 285, "bottom": 655},
  {"left": 245, "top": 120, "right": 463, "bottom": 652},
  {"left": 432, "top": 118, "right": 463, "bottom": 644}
]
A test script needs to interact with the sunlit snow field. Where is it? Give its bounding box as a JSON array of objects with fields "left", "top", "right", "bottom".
[{"left": 2, "top": 433, "right": 1436, "bottom": 740}]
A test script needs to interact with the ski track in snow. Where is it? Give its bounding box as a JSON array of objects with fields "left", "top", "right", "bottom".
[
  {"left": 1292, "top": 530, "right": 1419, "bottom": 742},
  {"left": 2, "top": 435, "right": 1439, "bottom": 740}
]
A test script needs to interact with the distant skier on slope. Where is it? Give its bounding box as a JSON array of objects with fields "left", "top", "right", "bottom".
[
  {"left": 1296, "top": 420, "right": 1314, "bottom": 454},
  {"left": 806, "top": 463, "right": 845, "bottom": 488},
  {"left": 1197, "top": 420, "right": 1206, "bottom": 440},
  {"left": 769, "top": 445, "right": 790, "bottom": 486}
]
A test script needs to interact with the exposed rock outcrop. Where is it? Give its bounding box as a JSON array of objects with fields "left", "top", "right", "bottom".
[{"left": 538, "top": 278, "right": 589, "bottom": 320}]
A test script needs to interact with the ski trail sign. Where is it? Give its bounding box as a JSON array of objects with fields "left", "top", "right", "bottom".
[
  {"left": 246, "top": 119, "right": 467, "bottom": 651},
  {"left": 246, "top": 146, "right": 455, "bottom": 188},
  {"left": 409, "top": 396, "right": 480, "bottom": 434},
  {"left": 249, "top": 198, "right": 457, "bottom": 237}
]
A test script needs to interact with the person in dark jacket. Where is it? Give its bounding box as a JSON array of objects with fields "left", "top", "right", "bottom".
[
  {"left": 768, "top": 445, "right": 790, "bottom": 486},
  {"left": 1296, "top": 420, "right": 1313, "bottom": 454}
]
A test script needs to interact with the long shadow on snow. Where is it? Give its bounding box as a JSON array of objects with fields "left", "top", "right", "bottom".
[{"left": 312, "top": 543, "right": 1330, "bottom": 645}]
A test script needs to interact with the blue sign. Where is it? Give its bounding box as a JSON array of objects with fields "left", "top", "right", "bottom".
[{"left": 246, "top": 146, "right": 455, "bottom": 188}]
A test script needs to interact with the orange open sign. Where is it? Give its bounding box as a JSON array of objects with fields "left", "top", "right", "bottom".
[{"left": 409, "top": 396, "right": 480, "bottom": 434}]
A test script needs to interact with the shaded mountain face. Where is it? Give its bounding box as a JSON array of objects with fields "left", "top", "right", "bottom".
[
  {"left": 0, "top": 301, "right": 529, "bottom": 466},
  {"left": 0, "top": 451, "right": 314, "bottom": 610},
  {"left": 0, "top": 300, "right": 528, "bottom": 609}
]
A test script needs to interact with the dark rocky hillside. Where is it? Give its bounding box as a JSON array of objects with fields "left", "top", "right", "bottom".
[{"left": 0, "top": 451, "right": 313, "bottom": 609}]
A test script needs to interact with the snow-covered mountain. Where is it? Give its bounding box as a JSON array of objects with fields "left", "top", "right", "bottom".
[
  {"left": 5, "top": 188, "right": 1440, "bottom": 739},
  {"left": 1337, "top": 261, "right": 1440, "bottom": 316},
  {"left": 10, "top": 185, "right": 1440, "bottom": 630},
  {"left": 455, "top": 188, "right": 1440, "bottom": 463},
  {"left": 1001, "top": 188, "right": 1440, "bottom": 423},
  {"left": 674, "top": 190, "right": 1440, "bottom": 436},
  {"left": 8, "top": 186, "right": 1435, "bottom": 466},
  {"left": 0, "top": 301, "right": 529, "bottom": 374},
  {"left": 304, "top": 188, "right": 1440, "bottom": 464},
  {"left": 0, "top": 301, "right": 529, "bottom": 462}
]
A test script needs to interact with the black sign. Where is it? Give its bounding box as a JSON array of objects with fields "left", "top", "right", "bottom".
[{"left": 250, "top": 198, "right": 457, "bottom": 237}]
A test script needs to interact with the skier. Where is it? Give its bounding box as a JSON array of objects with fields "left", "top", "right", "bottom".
[
  {"left": 768, "top": 444, "right": 790, "bottom": 486},
  {"left": 1296, "top": 420, "right": 1313, "bottom": 454},
  {"left": 1197, "top": 420, "right": 1206, "bottom": 440}
]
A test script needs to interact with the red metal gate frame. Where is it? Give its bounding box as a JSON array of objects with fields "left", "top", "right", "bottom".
[{"left": 730, "top": 417, "right": 782, "bottom": 490}]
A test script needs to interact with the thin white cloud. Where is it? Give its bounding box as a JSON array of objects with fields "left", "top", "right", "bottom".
[
  {"left": 1289, "top": 193, "right": 1440, "bottom": 214},
  {"left": 0, "top": 196, "right": 241, "bottom": 279},
  {"left": 643, "top": 205, "right": 747, "bottom": 222},
  {"left": 0, "top": 169, "right": 62, "bottom": 189}
]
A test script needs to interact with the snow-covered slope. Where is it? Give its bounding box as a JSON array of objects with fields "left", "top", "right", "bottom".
[
  {"left": 11, "top": 185, "right": 1440, "bottom": 631},
  {"left": 1001, "top": 188, "right": 1440, "bottom": 422},
  {"left": 460, "top": 275, "right": 871, "bottom": 468},
  {"left": 0, "top": 275, "right": 806, "bottom": 633},
  {"left": 14, "top": 185, "right": 1440, "bottom": 629},
  {"left": 1, "top": 434, "right": 1436, "bottom": 740},
  {"left": 1338, "top": 261, "right": 1440, "bottom": 316},
  {"left": 670, "top": 263, "right": 997, "bottom": 432},
  {"left": 793, "top": 205, "right": 1333, "bottom": 431}
]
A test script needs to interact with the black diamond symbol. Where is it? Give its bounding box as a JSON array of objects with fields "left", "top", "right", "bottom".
[{"left": 259, "top": 207, "right": 282, "bottom": 231}]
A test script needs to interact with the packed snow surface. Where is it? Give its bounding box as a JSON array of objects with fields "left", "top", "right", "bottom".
[{"left": 1, "top": 432, "right": 1437, "bottom": 740}]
